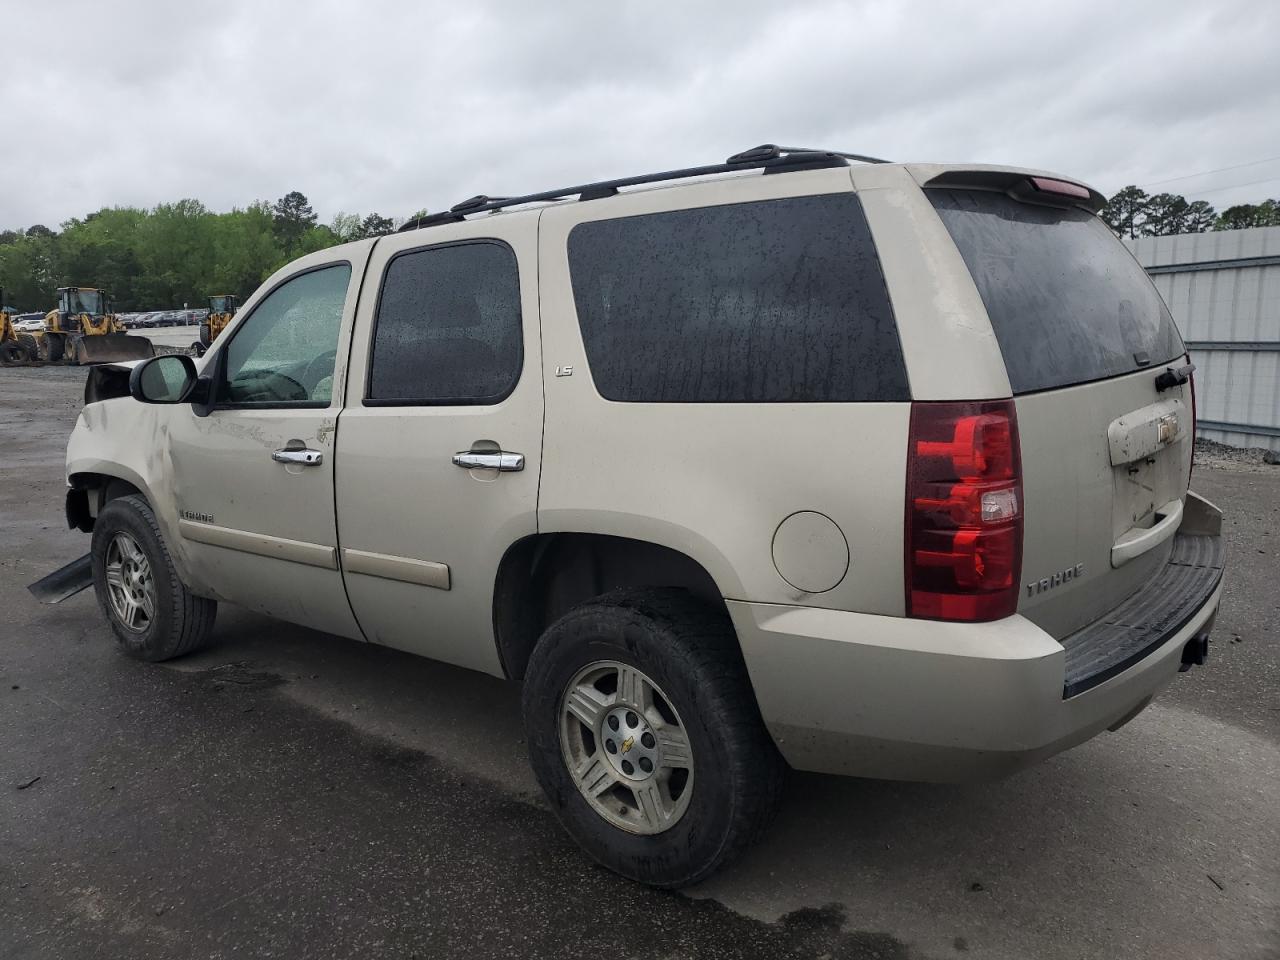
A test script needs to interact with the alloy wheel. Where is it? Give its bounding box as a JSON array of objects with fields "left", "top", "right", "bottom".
[{"left": 560, "top": 660, "right": 694, "bottom": 835}]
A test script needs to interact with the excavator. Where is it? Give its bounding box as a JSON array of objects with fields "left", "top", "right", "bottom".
[
  {"left": 193, "top": 294, "right": 237, "bottom": 356},
  {"left": 41, "top": 287, "right": 154, "bottom": 364},
  {"left": 0, "top": 288, "right": 41, "bottom": 363}
]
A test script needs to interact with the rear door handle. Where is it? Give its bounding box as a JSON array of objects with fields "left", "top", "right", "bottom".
[
  {"left": 452, "top": 451, "right": 524, "bottom": 472},
  {"left": 272, "top": 448, "right": 324, "bottom": 466}
]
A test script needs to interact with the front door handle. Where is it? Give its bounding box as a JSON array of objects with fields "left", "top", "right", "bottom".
[
  {"left": 452, "top": 450, "right": 524, "bottom": 472},
  {"left": 272, "top": 448, "right": 324, "bottom": 466}
]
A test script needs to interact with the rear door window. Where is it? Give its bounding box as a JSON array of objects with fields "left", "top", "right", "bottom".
[
  {"left": 367, "top": 241, "right": 522, "bottom": 405},
  {"left": 566, "top": 194, "right": 908, "bottom": 403},
  {"left": 929, "top": 189, "right": 1183, "bottom": 394}
]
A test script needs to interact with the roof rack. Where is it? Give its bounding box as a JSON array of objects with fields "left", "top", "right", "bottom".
[{"left": 397, "top": 144, "right": 891, "bottom": 232}]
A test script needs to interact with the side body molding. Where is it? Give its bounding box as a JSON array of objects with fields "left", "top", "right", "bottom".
[{"left": 178, "top": 519, "right": 338, "bottom": 570}]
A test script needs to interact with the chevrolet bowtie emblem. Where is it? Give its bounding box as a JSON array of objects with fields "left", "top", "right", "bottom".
[{"left": 621, "top": 736, "right": 635, "bottom": 754}]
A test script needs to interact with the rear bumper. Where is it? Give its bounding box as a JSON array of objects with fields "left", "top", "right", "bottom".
[{"left": 730, "top": 501, "right": 1224, "bottom": 781}]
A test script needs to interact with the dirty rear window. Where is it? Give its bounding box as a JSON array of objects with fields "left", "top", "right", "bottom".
[
  {"left": 929, "top": 189, "right": 1183, "bottom": 394},
  {"left": 567, "top": 194, "right": 908, "bottom": 403}
]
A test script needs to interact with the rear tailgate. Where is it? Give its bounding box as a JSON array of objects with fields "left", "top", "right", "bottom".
[{"left": 928, "top": 186, "right": 1193, "bottom": 640}]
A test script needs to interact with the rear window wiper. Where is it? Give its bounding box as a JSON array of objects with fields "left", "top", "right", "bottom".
[{"left": 1154, "top": 362, "right": 1195, "bottom": 392}]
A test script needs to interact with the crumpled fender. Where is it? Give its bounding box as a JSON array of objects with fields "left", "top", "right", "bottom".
[{"left": 65, "top": 395, "right": 196, "bottom": 588}]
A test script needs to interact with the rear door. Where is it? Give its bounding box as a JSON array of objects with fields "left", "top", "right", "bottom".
[
  {"left": 928, "top": 187, "right": 1192, "bottom": 639},
  {"left": 335, "top": 216, "right": 542, "bottom": 676}
]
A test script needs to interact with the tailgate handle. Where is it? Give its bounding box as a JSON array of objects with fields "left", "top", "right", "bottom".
[{"left": 1111, "top": 498, "right": 1183, "bottom": 567}]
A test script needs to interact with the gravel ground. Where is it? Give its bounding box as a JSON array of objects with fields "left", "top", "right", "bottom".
[{"left": 1195, "top": 438, "right": 1280, "bottom": 473}]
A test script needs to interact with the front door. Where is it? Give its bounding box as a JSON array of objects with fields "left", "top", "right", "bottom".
[
  {"left": 335, "top": 218, "right": 542, "bottom": 675},
  {"left": 165, "top": 250, "right": 369, "bottom": 639}
]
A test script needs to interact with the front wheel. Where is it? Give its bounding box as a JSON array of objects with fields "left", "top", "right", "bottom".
[
  {"left": 91, "top": 494, "right": 217, "bottom": 661},
  {"left": 522, "top": 588, "right": 784, "bottom": 887}
]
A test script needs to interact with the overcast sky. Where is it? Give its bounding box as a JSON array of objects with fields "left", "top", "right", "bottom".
[{"left": 2, "top": 0, "right": 1278, "bottom": 229}]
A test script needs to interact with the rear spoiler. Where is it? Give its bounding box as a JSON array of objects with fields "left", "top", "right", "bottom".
[{"left": 917, "top": 168, "right": 1106, "bottom": 214}]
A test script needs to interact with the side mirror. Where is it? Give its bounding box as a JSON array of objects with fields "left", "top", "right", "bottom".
[{"left": 129, "top": 354, "right": 197, "bottom": 404}]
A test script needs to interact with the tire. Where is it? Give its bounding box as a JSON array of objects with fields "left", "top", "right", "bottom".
[
  {"left": 0, "top": 340, "right": 24, "bottom": 363},
  {"left": 522, "top": 587, "right": 784, "bottom": 887},
  {"left": 16, "top": 333, "right": 39, "bottom": 360},
  {"left": 199, "top": 321, "right": 211, "bottom": 346},
  {"left": 91, "top": 494, "right": 217, "bottom": 662},
  {"left": 45, "top": 333, "right": 65, "bottom": 362}
]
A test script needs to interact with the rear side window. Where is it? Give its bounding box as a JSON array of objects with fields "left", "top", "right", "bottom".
[
  {"left": 567, "top": 194, "right": 908, "bottom": 403},
  {"left": 929, "top": 189, "right": 1183, "bottom": 394},
  {"left": 368, "top": 241, "right": 522, "bottom": 404}
]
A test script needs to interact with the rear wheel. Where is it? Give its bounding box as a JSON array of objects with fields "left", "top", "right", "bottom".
[
  {"left": 16, "top": 333, "right": 38, "bottom": 360},
  {"left": 91, "top": 494, "right": 217, "bottom": 661},
  {"left": 522, "top": 588, "right": 784, "bottom": 887},
  {"left": 0, "top": 340, "right": 26, "bottom": 363}
]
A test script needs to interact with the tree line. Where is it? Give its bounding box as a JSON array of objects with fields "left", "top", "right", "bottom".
[
  {"left": 0, "top": 192, "right": 426, "bottom": 311},
  {"left": 1101, "top": 186, "right": 1280, "bottom": 239}
]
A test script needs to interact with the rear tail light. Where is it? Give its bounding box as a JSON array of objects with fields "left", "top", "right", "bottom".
[{"left": 905, "top": 400, "right": 1023, "bottom": 621}]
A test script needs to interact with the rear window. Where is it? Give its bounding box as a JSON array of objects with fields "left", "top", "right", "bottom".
[
  {"left": 929, "top": 189, "right": 1183, "bottom": 394},
  {"left": 567, "top": 194, "right": 908, "bottom": 403}
]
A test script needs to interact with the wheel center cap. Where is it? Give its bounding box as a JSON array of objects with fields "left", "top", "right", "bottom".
[{"left": 601, "top": 706, "right": 660, "bottom": 782}]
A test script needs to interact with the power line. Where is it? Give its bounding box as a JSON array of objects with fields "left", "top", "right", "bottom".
[
  {"left": 1143, "top": 155, "right": 1280, "bottom": 188},
  {"left": 1182, "top": 175, "right": 1280, "bottom": 198}
]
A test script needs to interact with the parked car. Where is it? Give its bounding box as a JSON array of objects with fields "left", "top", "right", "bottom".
[
  {"left": 59, "top": 146, "right": 1224, "bottom": 888},
  {"left": 13, "top": 313, "right": 46, "bottom": 332}
]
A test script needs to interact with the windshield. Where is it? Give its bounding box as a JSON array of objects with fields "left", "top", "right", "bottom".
[
  {"left": 929, "top": 189, "right": 1183, "bottom": 394},
  {"left": 65, "top": 290, "right": 105, "bottom": 315}
]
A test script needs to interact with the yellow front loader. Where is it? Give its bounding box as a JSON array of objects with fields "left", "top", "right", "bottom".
[
  {"left": 42, "top": 287, "right": 154, "bottom": 364},
  {"left": 193, "top": 294, "right": 237, "bottom": 356},
  {"left": 0, "top": 288, "right": 41, "bottom": 363}
]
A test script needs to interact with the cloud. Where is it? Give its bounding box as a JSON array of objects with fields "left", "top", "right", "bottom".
[{"left": 2, "top": 0, "right": 1278, "bottom": 229}]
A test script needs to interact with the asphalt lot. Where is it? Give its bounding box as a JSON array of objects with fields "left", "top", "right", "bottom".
[
  {"left": 139, "top": 324, "right": 203, "bottom": 351},
  {"left": 1, "top": 366, "right": 1277, "bottom": 960}
]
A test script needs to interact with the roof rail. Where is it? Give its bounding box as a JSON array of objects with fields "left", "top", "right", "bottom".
[
  {"left": 725, "top": 144, "right": 890, "bottom": 166},
  {"left": 397, "top": 144, "right": 891, "bottom": 233}
]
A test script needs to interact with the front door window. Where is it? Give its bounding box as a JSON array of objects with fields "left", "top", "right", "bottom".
[{"left": 221, "top": 264, "right": 351, "bottom": 406}]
